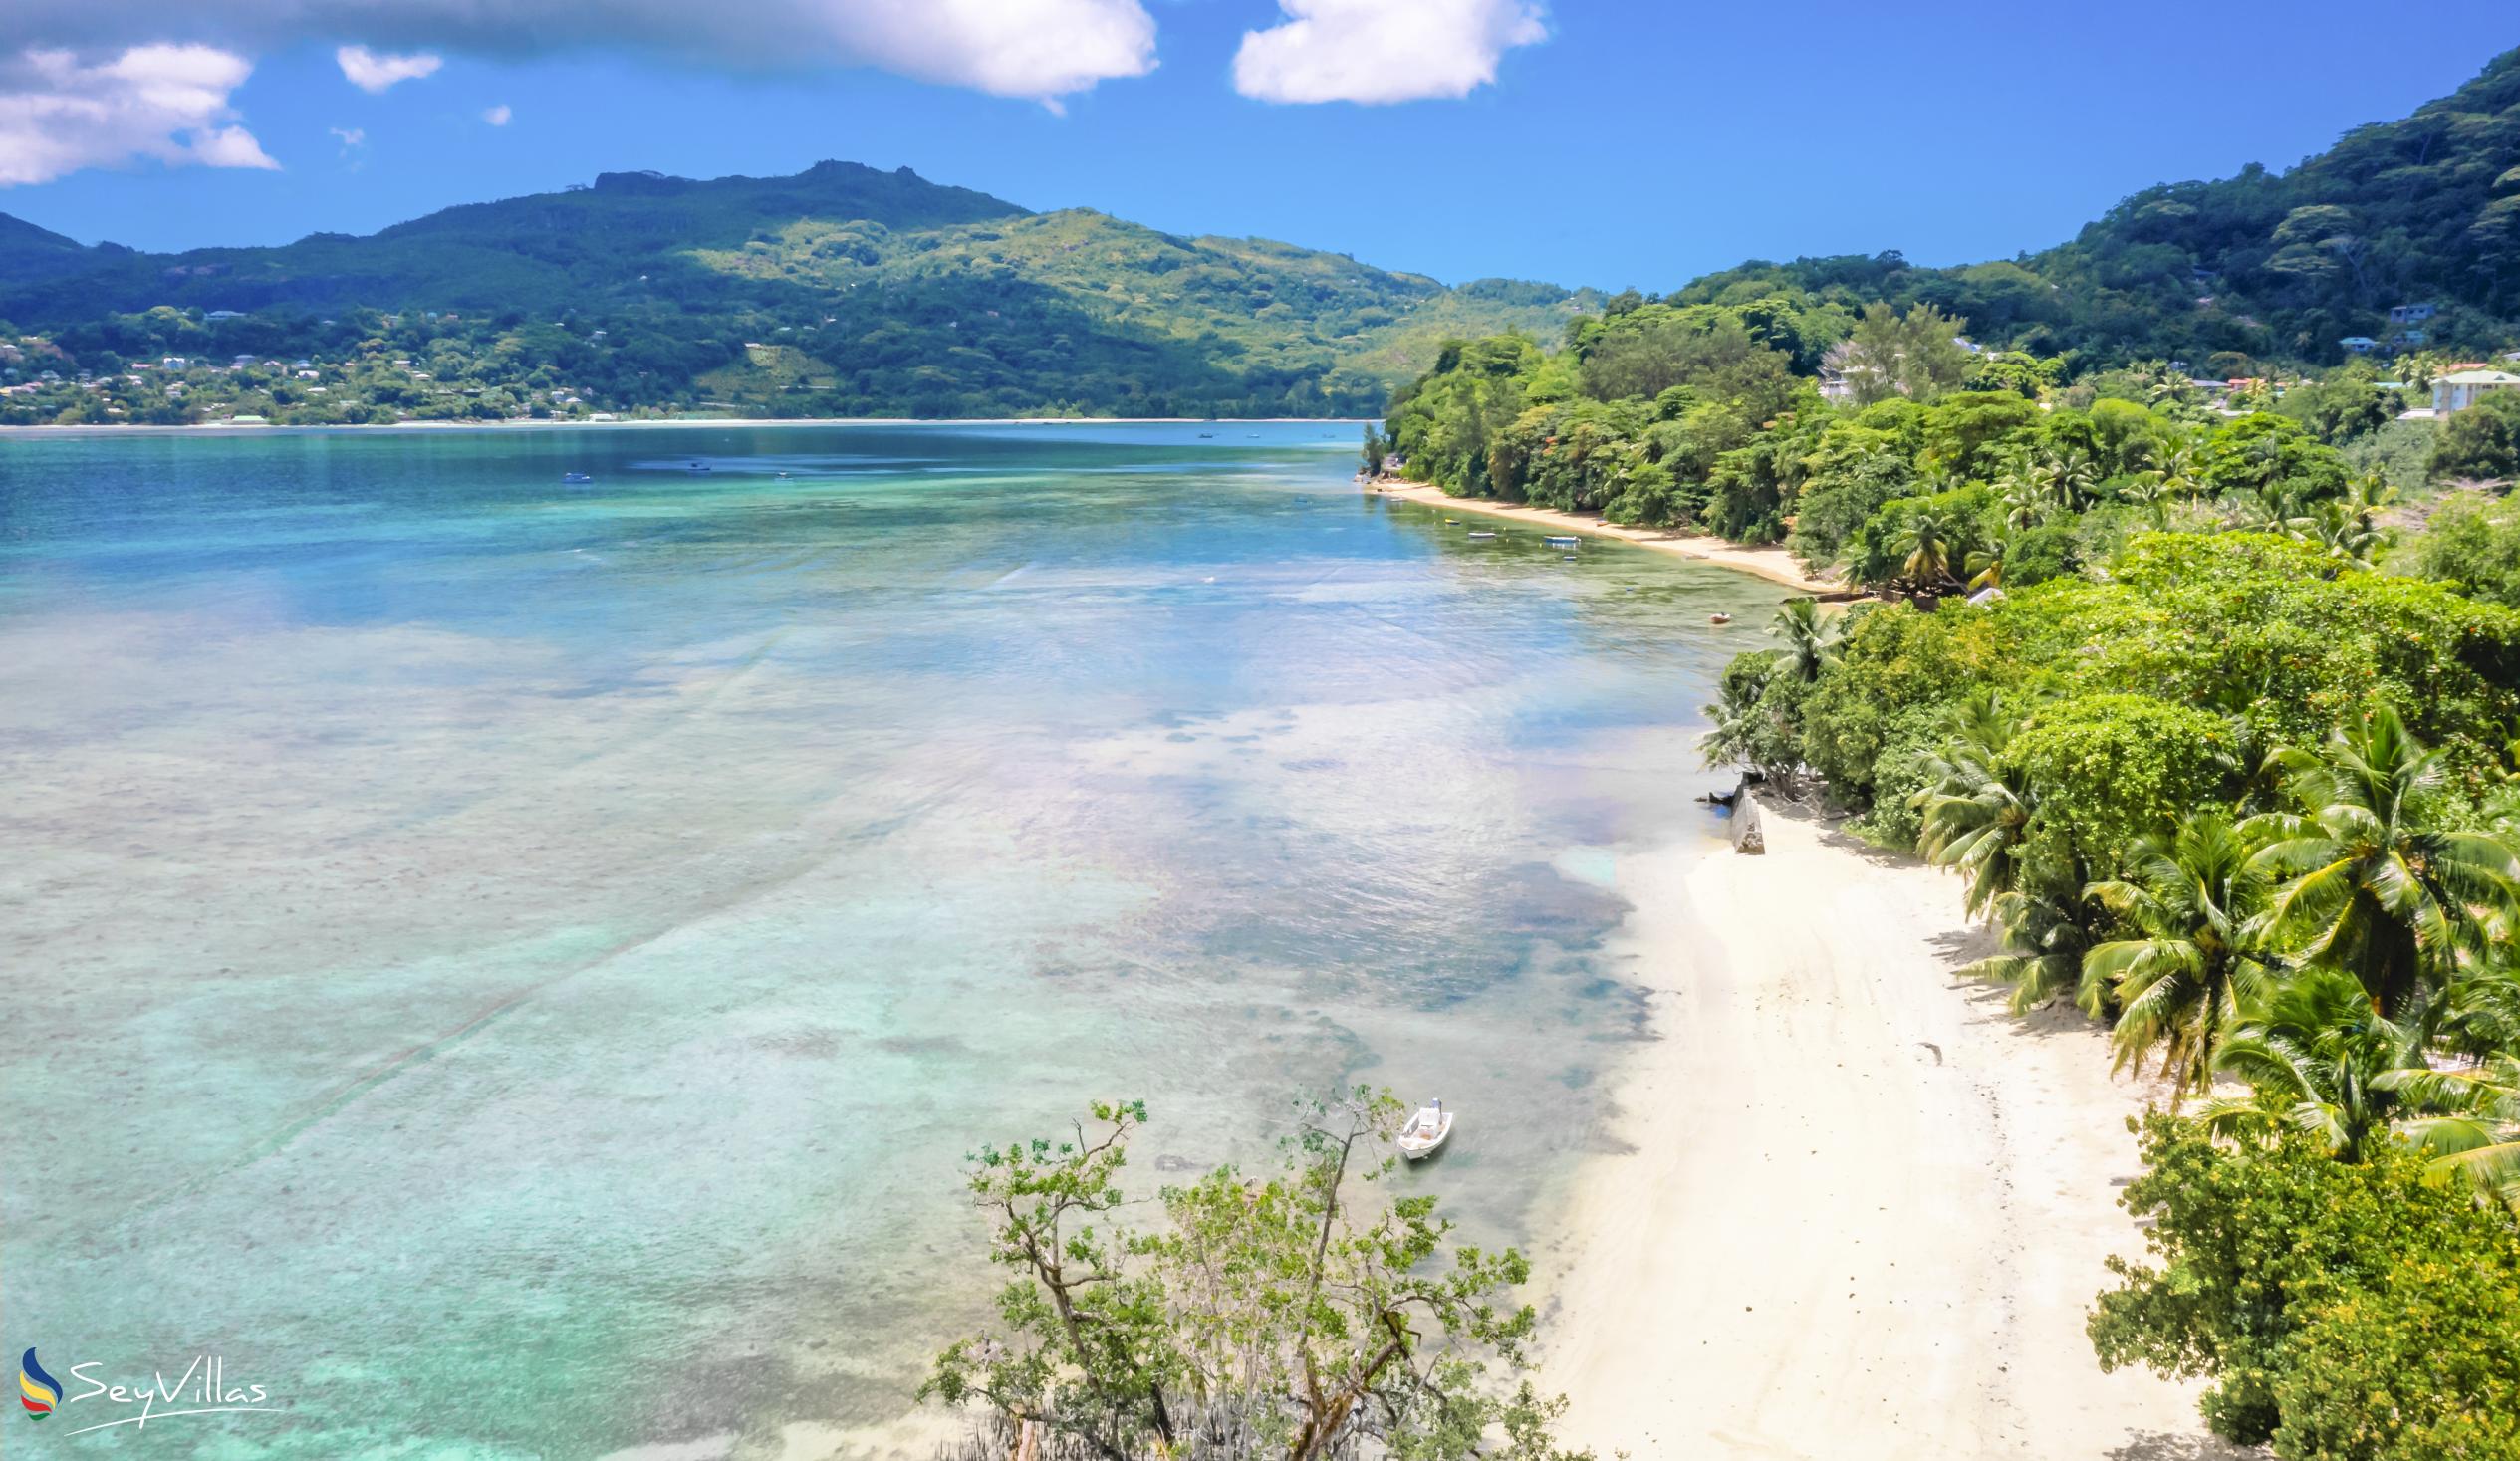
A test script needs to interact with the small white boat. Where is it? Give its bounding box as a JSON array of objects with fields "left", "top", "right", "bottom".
[
  {"left": 1709, "top": 612, "right": 1733, "bottom": 625},
  {"left": 1544, "top": 535, "right": 1579, "bottom": 548},
  {"left": 1466, "top": 530, "right": 1497, "bottom": 540},
  {"left": 1397, "top": 1099, "right": 1453, "bottom": 1160}
]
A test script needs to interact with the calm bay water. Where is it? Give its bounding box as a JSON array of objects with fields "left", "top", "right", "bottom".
[{"left": 0, "top": 422, "right": 1777, "bottom": 1458}]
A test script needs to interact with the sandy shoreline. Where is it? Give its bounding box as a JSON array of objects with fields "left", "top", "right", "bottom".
[
  {"left": 1366, "top": 479, "right": 1844, "bottom": 595},
  {"left": 1536, "top": 803, "right": 2243, "bottom": 1459}
]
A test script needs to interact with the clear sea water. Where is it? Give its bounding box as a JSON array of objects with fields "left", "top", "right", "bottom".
[{"left": 0, "top": 422, "right": 1778, "bottom": 1458}]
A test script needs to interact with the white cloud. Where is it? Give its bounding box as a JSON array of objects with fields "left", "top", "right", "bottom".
[
  {"left": 0, "top": 44, "right": 277, "bottom": 185},
  {"left": 329, "top": 124, "right": 363, "bottom": 148},
  {"left": 336, "top": 44, "right": 440, "bottom": 93},
  {"left": 1233, "top": 0, "right": 1544, "bottom": 105},
  {"left": 2, "top": 2, "right": 1159, "bottom": 104},
  {"left": 481, "top": 103, "right": 510, "bottom": 126}
]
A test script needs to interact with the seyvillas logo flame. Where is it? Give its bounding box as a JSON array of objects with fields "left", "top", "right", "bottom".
[{"left": 19, "top": 1349, "right": 60, "bottom": 1419}]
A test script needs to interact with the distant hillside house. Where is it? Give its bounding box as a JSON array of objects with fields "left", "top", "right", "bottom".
[
  {"left": 2433, "top": 368, "right": 2520, "bottom": 413},
  {"left": 2390, "top": 303, "right": 2438, "bottom": 325},
  {"left": 2339, "top": 336, "right": 2379, "bottom": 354}
]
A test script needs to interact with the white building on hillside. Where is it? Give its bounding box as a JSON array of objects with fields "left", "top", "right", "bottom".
[{"left": 2432, "top": 368, "right": 2520, "bottom": 413}]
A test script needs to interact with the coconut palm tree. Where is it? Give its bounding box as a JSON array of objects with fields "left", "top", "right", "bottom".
[
  {"left": 2248, "top": 706, "right": 2520, "bottom": 1018},
  {"left": 2031, "top": 450, "right": 2101, "bottom": 514},
  {"left": 1700, "top": 651, "right": 1788, "bottom": 777},
  {"left": 2149, "top": 442, "right": 2203, "bottom": 499},
  {"left": 2204, "top": 966, "right": 2423, "bottom": 1161},
  {"left": 1895, "top": 511, "right": 1959, "bottom": 590},
  {"left": 2227, "top": 479, "right": 2313, "bottom": 536},
  {"left": 1911, "top": 693, "right": 2034, "bottom": 920},
  {"left": 2341, "top": 470, "right": 2400, "bottom": 532},
  {"left": 1963, "top": 886, "right": 2106, "bottom": 1016},
  {"left": 2293, "top": 499, "right": 2382, "bottom": 563},
  {"left": 2375, "top": 1055, "right": 2520, "bottom": 1212},
  {"left": 2084, "top": 814, "right": 2279, "bottom": 1099},
  {"left": 1964, "top": 538, "right": 2006, "bottom": 593},
  {"left": 1769, "top": 598, "right": 1841, "bottom": 683},
  {"left": 2115, "top": 474, "right": 2170, "bottom": 529},
  {"left": 1995, "top": 474, "right": 2046, "bottom": 532}
]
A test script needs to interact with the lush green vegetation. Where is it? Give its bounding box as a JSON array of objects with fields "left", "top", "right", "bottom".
[
  {"left": 2092, "top": 1113, "right": 2520, "bottom": 1460},
  {"left": 921, "top": 1093, "right": 1591, "bottom": 1461},
  {"left": 0, "top": 163, "right": 1594, "bottom": 424},
  {"left": 1378, "top": 49, "right": 2520, "bottom": 559},
  {"left": 1697, "top": 514, "right": 2520, "bottom": 1453},
  {"left": 1619, "top": 87, "right": 2520, "bottom": 1439},
  {"left": 1384, "top": 289, "right": 2430, "bottom": 568}
]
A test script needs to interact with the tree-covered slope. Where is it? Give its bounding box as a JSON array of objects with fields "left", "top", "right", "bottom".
[
  {"left": 1677, "top": 48, "right": 2520, "bottom": 368},
  {"left": 0, "top": 162, "right": 1590, "bottom": 421}
]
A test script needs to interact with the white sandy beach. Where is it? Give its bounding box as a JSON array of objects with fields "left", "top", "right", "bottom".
[
  {"left": 1539, "top": 804, "right": 2247, "bottom": 1460},
  {"left": 1366, "top": 479, "right": 1844, "bottom": 595}
]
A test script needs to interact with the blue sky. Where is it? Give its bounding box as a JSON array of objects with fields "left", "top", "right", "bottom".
[{"left": 0, "top": 3, "right": 2510, "bottom": 293}]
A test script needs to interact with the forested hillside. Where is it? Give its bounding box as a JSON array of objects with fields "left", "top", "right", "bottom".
[
  {"left": 1678, "top": 48, "right": 2520, "bottom": 368},
  {"left": 0, "top": 162, "right": 1593, "bottom": 423}
]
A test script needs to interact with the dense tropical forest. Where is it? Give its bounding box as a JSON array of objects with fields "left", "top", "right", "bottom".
[{"left": 0, "top": 162, "right": 1594, "bottom": 424}]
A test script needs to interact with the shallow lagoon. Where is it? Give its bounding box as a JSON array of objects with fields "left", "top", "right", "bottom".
[{"left": 0, "top": 422, "right": 1777, "bottom": 1457}]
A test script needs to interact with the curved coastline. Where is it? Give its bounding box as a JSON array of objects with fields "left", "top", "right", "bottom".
[{"left": 1365, "top": 478, "right": 1844, "bottom": 595}]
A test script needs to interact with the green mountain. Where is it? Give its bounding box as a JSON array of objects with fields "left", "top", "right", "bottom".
[
  {"left": 0, "top": 162, "right": 1593, "bottom": 421},
  {"left": 1675, "top": 48, "right": 2520, "bottom": 369}
]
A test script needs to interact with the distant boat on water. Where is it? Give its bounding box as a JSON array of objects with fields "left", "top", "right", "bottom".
[
  {"left": 1467, "top": 530, "right": 1497, "bottom": 540},
  {"left": 1398, "top": 1099, "right": 1453, "bottom": 1160},
  {"left": 562, "top": 471, "right": 594, "bottom": 484},
  {"left": 1545, "top": 535, "right": 1579, "bottom": 548},
  {"left": 1709, "top": 612, "right": 1734, "bottom": 625}
]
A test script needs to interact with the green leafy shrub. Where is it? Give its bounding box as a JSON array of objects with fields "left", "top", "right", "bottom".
[
  {"left": 2092, "top": 1113, "right": 2520, "bottom": 1459},
  {"left": 2007, "top": 693, "right": 2229, "bottom": 884},
  {"left": 2431, "top": 391, "right": 2520, "bottom": 483}
]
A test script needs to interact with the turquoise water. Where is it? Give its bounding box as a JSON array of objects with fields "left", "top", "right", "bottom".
[{"left": 0, "top": 423, "right": 1778, "bottom": 1458}]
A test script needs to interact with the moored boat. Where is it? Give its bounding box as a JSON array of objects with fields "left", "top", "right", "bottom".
[{"left": 1397, "top": 1099, "right": 1453, "bottom": 1160}]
